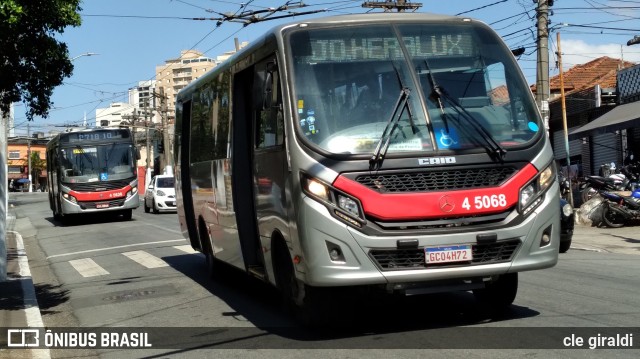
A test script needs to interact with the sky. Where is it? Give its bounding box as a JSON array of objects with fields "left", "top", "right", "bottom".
[{"left": 11, "top": 0, "right": 640, "bottom": 136}]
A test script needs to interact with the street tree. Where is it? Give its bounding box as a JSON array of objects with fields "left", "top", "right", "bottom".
[
  {"left": 0, "top": 0, "right": 82, "bottom": 120},
  {"left": 23, "top": 151, "right": 47, "bottom": 190}
]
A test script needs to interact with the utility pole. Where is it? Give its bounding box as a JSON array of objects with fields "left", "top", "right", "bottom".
[
  {"left": 362, "top": 0, "right": 422, "bottom": 12},
  {"left": 159, "top": 88, "right": 173, "bottom": 173},
  {"left": 144, "top": 97, "right": 151, "bottom": 173},
  {"left": 557, "top": 32, "right": 574, "bottom": 207},
  {"left": 27, "top": 123, "right": 32, "bottom": 192},
  {"left": 1, "top": 108, "right": 8, "bottom": 281},
  {"left": 535, "top": 0, "right": 551, "bottom": 134}
]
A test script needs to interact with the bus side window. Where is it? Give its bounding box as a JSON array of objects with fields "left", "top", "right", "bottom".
[{"left": 255, "top": 59, "right": 283, "bottom": 149}]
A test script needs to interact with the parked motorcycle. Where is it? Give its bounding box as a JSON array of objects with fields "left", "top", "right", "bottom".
[
  {"left": 599, "top": 188, "right": 640, "bottom": 228},
  {"left": 558, "top": 173, "right": 571, "bottom": 201},
  {"left": 580, "top": 163, "right": 640, "bottom": 203}
]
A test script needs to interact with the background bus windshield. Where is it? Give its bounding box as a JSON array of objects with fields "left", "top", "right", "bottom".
[
  {"left": 289, "top": 23, "right": 541, "bottom": 155},
  {"left": 60, "top": 143, "right": 135, "bottom": 183}
]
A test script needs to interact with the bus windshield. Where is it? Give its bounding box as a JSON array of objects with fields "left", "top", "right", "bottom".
[
  {"left": 289, "top": 22, "right": 541, "bottom": 156},
  {"left": 59, "top": 143, "right": 136, "bottom": 183}
]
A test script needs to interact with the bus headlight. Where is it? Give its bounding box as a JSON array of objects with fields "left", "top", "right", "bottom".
[
  {"left": 519, "top": 163, "right": 555, "bottom": 214},
  {"left": 62, "top": 193, "right": 78, "bottom": 204},
  {"left": 301, "top": 173, "right": 365, "bottom": 227}
]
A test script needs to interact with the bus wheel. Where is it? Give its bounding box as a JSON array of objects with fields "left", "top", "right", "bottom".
[
  {"left": 473, "top": 273, "right": 518, "bottom": 315},
  {"left": 121, "top": 209, "right": 133, "bottom": 221},
  {"left": 199, "top": 220, "right": 218, "bottom": 278},
  {"left": 272, "top": 241, "right": 332, "bottom": 327}
]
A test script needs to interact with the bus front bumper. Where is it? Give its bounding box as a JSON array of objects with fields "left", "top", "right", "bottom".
[
  {"left": 297, "top": 192, "right": 560, "bottom": 288},
  {"left": 60, "top": 193, "right": 140, "bottom": 214}
]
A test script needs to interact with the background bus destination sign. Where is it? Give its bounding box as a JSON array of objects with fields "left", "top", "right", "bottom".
[
  {"left": 61, "top": 129, "right": 129, "bottom": 143},
  {"left": 304, "top": 34, "right": 472, "bottom": 62}
]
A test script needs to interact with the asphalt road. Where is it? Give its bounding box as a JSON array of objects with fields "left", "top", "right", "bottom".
[{"left": 7, "top": 192, "right": 640, "bottom": 358}]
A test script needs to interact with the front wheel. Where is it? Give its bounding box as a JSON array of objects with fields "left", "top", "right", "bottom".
[
  {"left": 144, "top": 200, "right": 150, "bottom": 213},
  {"left": 602, "top": 203, "right": 626, "bottom": 228},
  {"left": 121, "top": 209, "right": 133, "bottom": 221},
  {"left": 473, "top": 273, "right": 518, "bottom": 314}
]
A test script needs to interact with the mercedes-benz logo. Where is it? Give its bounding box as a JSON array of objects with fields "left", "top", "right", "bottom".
[{"left": 439, "top": 195, "right": 455, "bottom": 213}]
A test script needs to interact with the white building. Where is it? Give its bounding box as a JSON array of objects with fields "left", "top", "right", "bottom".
[
  {"left": 95, "top": 102, "right": 135, "bottom": 127},
  {"left": 128, "top": 80, "right": 160, "bottom": 124}
]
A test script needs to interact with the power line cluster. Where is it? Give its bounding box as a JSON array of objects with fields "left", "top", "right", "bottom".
[{"left": 13, "top": 0, "right": 640, "bottom": 134}]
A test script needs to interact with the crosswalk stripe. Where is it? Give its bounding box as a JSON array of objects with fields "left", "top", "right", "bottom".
[
  {"left": 122, "top": 250, "right": 169, "bottom": 268},
  {"left": 174, "top": 245, "right": 198, "bottom": 254},
  {"left": 69, "top": 258, "right": 110, "bottom": 277}
]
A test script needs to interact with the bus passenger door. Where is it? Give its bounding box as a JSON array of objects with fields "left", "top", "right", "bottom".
[{"left": 253, "top": 57, "right": 288, "bottom": 262}]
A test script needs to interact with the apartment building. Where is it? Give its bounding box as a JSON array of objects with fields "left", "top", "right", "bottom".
[{"left": 155, "top": 50, "right": 216, "bottom": 123}]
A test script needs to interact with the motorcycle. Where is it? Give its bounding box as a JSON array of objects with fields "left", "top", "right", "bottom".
[
  {"left": 599, "top": 188, "right": 640, "bottom": 228},
  {"left": 558, "top": 172, "right": 571, "bottom": 201},
  {"left": 580, "top": 163, "right": 640, "bottom": 203}
]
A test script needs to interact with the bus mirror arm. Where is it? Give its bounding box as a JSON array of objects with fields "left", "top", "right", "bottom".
[{"left": 262, "top": 60, "right": 277, "bottom": 110}]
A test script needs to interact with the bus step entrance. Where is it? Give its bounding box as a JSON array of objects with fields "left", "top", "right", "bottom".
[{"left": 248, "top": 265, "right": 266, "bottom": 280}]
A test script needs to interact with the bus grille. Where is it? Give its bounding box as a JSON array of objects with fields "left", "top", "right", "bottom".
[
  {"left": 66, "top": 180, "right": 133, "bottom": 192},
  {"left": 356, "top": 167, "right": 516, "bottom": 193},
  {"left": 80, "top": 199, "right": 126, "bottom": 210},
  {"left": 369, "top": 239, "right": 521, "bottom": 271}
]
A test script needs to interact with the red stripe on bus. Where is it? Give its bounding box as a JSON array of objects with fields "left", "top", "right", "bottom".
[
  {"left": 333, "top": 164, "right": 539, "bottom": 221},
  {"left": 70, "top": 186, "right": 132, "bottom": 201}
]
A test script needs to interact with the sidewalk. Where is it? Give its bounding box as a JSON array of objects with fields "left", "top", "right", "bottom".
[{"left": 1, "top": 213, "right": 47, "bottom": 358}]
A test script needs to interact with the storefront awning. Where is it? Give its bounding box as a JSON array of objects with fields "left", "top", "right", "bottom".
[{"left": 568, "top": 102, "right": 640, "bottom": 140}]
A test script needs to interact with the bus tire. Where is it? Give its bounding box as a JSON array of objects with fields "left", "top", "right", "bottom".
[
  {"left": 199, "top": 219, "right": 218, "bottom": 278},
  {"left": 121, "top": 209, "right": 133, "bottom": 221},
  {"left": 473, "top": 272, "right": 518, "bottom": 315},
  {"left": 272, "top": 240, "right": 302, "bottom": 313}
]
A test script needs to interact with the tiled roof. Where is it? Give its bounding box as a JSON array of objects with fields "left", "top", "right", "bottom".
[{"left": 531, "top": 56, "right": 635, "bottom": 96}]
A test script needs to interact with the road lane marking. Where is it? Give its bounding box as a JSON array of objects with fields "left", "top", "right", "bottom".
[
  {"left": 46, "top": 239, "right": 186, "bottom": 260},
  {"left": 10, "top": 230, "right": 51, "bottom": 359},
  {"left": 68, "top": 258, "right": 110, "bottom": 277},
  {"left": 174, "top": 245, "right": 199, "bottom": 254},
  {"left": 123, "top": 250, "right": 169, "bottom": 268}
]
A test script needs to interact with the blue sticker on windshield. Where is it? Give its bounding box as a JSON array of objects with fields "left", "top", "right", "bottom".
[
  {"left": 100, "top": 173, "right": 108, "bottom": 181},
  {"left": 528, "top": 122, "right": 539, "bottom": 132},
  {"left": 434, "top": 127, "right": 460, "bottom": 149}
]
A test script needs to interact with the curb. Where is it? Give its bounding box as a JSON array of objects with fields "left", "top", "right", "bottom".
[{"left": 8, "top": 230, "right": 51, "bottom": 359}]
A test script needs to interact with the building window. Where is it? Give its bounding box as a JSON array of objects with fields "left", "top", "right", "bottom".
[
  {"left": 9, "top": 151, "right": 20, "bottom": 159},
  {"left": 8, "top": 166, "right": 22, "bottom": 174}
]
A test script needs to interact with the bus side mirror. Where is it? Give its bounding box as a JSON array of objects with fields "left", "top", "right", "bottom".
[{"left": 262, "top": 60, "right": 277, "bottom": 110}]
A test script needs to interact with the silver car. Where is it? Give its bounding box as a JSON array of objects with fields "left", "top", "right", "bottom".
[{"left": 144, "top": 175, "right": 176, "bottom": 213}]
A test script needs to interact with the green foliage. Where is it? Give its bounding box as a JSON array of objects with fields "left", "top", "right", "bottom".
[
  {"left": 0, "top": 0, "right": 82, "bottom": 120},
  {"left": 22, "top": 151, "right": 47, "bottom": 182}
]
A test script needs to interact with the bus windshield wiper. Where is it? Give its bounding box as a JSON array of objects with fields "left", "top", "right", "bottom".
[
  {"left": 369, "top": 87, "right": 411, "bottom": 171},
  {"left": 369, "top": 64, "right": 416, "bottom": 171},
  {"left": 423, "top": 60, "right": 506, "bottom": 161}
]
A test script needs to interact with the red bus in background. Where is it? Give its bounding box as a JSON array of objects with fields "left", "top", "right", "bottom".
[{"left": 46, "top": 128, "right": 140, "bottom": 222}]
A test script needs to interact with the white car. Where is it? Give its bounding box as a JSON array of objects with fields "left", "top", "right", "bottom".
[{"left": 144, "top": 175, "right": 177, "bottom": 213}]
